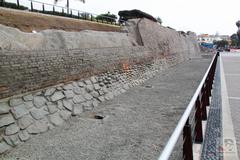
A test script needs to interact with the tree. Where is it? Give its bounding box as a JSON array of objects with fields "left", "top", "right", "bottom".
[
  {"left": 213, "top": 40, "right": 229, "bottom": 49},
  {"left": 54, "top": 0, "right": 85, "bottom": 14},
  {"left": 96, "top": 12, "right": 117, "bottom": 23},
  {"left": 230, "top": 34, "right": 239, "bottom": 47},
  {"left": 156, "top": 17, "right": 162, "bottom": 24}
]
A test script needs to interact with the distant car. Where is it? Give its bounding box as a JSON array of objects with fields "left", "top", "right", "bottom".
[
  {"left": 217, "top": 49, "right": 223, "bottom": 52},
  {"left": 225, "top": 48, "right": 230, "bottom": 52}
]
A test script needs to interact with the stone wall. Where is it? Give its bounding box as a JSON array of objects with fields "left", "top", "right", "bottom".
[
  {"left": 0, "top": 46, "right": 152, "bottom": 99},
  {"left": 0, "top": 52, "right": 184, "bottom": 154}
]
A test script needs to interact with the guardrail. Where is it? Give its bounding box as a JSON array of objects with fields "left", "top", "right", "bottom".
[
  {"left": 0, "top": 0, "right": 124, "bottom": 26},
  {"left": 158, "top": 52, "right": 219, "bottom": 160}
]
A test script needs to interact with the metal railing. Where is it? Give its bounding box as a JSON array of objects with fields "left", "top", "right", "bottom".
[
  {"left": 0, "top": 0, "right": 124, "bottom": 26},
  {"left": 158, "top": 52, "right": 219, "bottom": 160}
]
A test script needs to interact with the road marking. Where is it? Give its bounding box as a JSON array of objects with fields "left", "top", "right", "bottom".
[
  {"left": 228, "top": 97, "right": 240, "bottom": 100},
  {"left": 225, "top": 74, "right": 240, "bottom": 76}
]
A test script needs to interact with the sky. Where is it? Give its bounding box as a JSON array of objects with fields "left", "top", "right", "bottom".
[{"left": 10, "top": 0, "right": 240, "bottom": 35}]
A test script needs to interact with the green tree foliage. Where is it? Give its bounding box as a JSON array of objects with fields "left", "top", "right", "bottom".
[
  {"left": 96, "top": 12, "right": 117, "bottom": 23},
  {"left": 213, "top": 40, "right": 229, "bottom": 49},
  {"left": 156, "top": 17, "right": 162, "bottom": 24},
  {"left": 230, "top": 34, "right": 239, "bottom": 46}
]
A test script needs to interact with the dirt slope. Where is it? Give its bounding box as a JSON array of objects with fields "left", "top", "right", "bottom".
[{"left": 0, "top": 7, "right": 121, "bottom": 32}]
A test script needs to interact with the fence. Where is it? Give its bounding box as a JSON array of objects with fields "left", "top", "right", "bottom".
[
  {"left": 158, "top": 52, "right": 219, "bottom": 160},
  {"left": 0, "top": 0, "right": 124, "bottom": 26}
]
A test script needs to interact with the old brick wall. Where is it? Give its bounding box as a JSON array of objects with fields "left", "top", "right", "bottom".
[{"left": 0, "top": 46, "right": 163, "bottom": 99}]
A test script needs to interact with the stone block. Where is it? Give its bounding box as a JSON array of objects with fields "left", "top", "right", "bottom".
[
  {"left": 5, "top": 124, "right": 20, "bottom": 136},
  {"left": 93, "top": 84, "right": 101, "bottom": 90},
  {"left": 44, "top": 87, "right": 56, "bottom": 96},
  {"left": 49, "top": 112, "right": 64, "bottom": 126},
  {"left": 83, "top": 93, "right": 93, "bottom": 101},
  {"left": 59, "top": 110, "right": 71, "bottom": 120},
  {"left": 18, "top": 130, "right": 30, "bottom": 141},
  {"left": 3, "top": 134, "right": 21, "bottom": 146},
  {"left": 64, "top": 90, "right": 75, "bottom": 99},
  {"left": 47, "top": 104, "right": 58, "bottom": 114},
  {"left": 0, "top": 102, "right": 10, "bottom": 115},
  {"left": 73, "top": 95, "right": 85, "bottom": 104},
  {"left": 9, "top": 98, "right": 23, "bottom": 107},
  {"left": 63, "top": 100, "right": 73, "bottom": 111},
  {"left": 27, "top": 119, "right": 48, "bottom": 134},
  {"left": 0, "top": 114, "right": 15, "bottom": 127},
  {"left": 23, "top": 94, "right": 33, "bottom": 101},
  {"left": 72, "top": 104, "right": 83, "bottom": 116},
  {"left": 10, "top": 104, "right": 29, "bottom": 119},
  {"left": 30, "top": 108, "right": 48, "bottom": 120},
  {"left": 33, "top": 96, "right": 47, "bottom": 108},
  {"left": 0, "top": 141, "right": 12, "bottom": 154},
  {"left": 17, "top": 114, "right": 34, "bottom": 129},
  {"left": 50, "top": 91, "right": 65, "bottom": 102}
]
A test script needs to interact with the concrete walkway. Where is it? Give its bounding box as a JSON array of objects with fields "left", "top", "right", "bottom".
[
  {"left": 221, "top": 52, "right": 240, "bottom": 159},
  {"left": 1, "top": 57, "right": 211, "bottom": 160}
]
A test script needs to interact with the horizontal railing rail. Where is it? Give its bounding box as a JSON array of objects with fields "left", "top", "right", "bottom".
[
  {"left": 0, "top": 0, "right": 125, "bottom": 26},
  {"left": 158, "top": 52, "right": 219, "bottom": 160}
]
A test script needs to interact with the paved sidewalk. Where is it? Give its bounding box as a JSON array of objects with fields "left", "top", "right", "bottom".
[
  {"left": 221, "top": 52, "right": 240, "bottom": 159},
  {"left": 1, "top": 57, "right": 211, "bottom": 160}
]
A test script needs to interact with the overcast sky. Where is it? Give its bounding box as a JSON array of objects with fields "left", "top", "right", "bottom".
[{"left": 13, "top": 0, "right": 240, "bottom": 35}]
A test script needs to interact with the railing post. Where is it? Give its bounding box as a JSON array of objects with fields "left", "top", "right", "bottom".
[
  {"left": 183, "top": 119, "right": 193, "bottom": 160},
  {"left": 42, "top": 4, "right": 45, "bottom": 13},
  {"left": 62, "top": 8, "right": 64, "bottom": 16},
  {"left": 53, "top": 6, "right": 55, "bottom": 15},
  {"left": 201, "top": 87, "right": 207, "bottom": 120},
  {"left": 91, "top": 14, "right": 93, "bottom": 21},
  {"left": 70, "top": 10, "right": 72, "bottom": 17},
  {"left": 17, "top": 0, "right": 19, "bottom": 8},
  {"left": 30, "top": 1, "right": 33, "bottom": 11},
  {"left": 78, "top": 11, "right": 80, "bottom": 19},
  {"left": 194, "top": 96, "right": 203, "bottom": 143},
  {"left": 0, "top": 0, "right": 4, "bottom": 7}
]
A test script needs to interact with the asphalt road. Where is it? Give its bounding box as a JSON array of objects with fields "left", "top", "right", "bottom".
[{"left": 1, "top": 57, "right": 211, "bottom": 160}]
